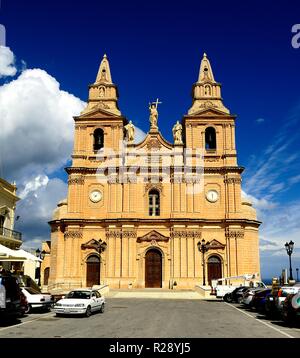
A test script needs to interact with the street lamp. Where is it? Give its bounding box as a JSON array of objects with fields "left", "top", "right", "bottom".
[
  {"left": 284, "top": 240, "right": 294, "bottom": 281},
  {"left": 296, "top": 268, "right": 299, "bottom": 282},
  {"left": 35, "top": 249, "right": 46, "bottom": 286},
  {"left": 197, "top": 239, "right": 210, "bottom": 286}
]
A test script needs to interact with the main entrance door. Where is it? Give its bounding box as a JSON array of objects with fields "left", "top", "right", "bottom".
[
  {"left": 86, "top": 255, "right": 100, "bottom": 287},
  {"left": 145, "top": 249, "right": 162, "bottom": 288},
  {"left": 207, "top": 256, "right": 222, "bottom": 286}
]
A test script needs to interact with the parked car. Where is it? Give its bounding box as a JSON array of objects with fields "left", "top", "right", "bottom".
[
  {"left": 223, "top": 286, "right": 249, "bottom": 303},
  {"left": 53, "top": 289, "right": 105, "bottom": 317},
  {"left": 281, "top": 292, "right": 300, "bottom": 324},
  {"left": 20, "top": 290, "right": 29, "bottom": 316},
  {"left": 242, "top": 287, "right": 266, "bottom": 306},
  {"left": 0, "top": 274, "right": 22, "bottom": 318},
  {"left": 21, "top": 287, "right": 53, "bottom": 313},
  {"left": 251, "top": 288, "right": 272, "bottom": 312},
  {"left": 265, "top": 283, "right": 300, "bottom": 318}
]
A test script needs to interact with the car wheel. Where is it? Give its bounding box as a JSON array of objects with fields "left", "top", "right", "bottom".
[
  {"left": 100, "top": 303, "right": 105, "bottom": 313},
  {"left": 24, "top": 304, "right": 31, "bottom": 314},
  {"left": 85, "top": 306, "right": 92, "bottom": 317}
]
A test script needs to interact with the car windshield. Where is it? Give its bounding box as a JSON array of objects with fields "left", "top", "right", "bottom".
[
  {"left": 66, "top": 291, "right": 91, "bottom": 299},
  {"left": 24, "top": 287, "right": 41, "bottom": 295}
]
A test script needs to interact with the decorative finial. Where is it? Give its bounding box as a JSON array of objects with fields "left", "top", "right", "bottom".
[
  {"left": 203, "top": 52, "right": 207, "bottom": 57},
  {"left": 103, "top": 54, "right": 107, "bottom": 58}
]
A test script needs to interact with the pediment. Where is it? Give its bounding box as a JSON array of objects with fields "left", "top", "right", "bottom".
[
  {"left": 207, "top": 239, "right": 225, "bottom": 249},
  {"left": 81, "top": 239, "right": 107, "bottom": 252},
  {"left": 188, "top": 108, "right": 231, "bottom": 117},
  {"left": 76, "top": 106, "right": 122, "bottom": 120},
  {"left": 135, "top": 131, "right": 173, "bottom": 152},
  {"left": 137, "top": 230, "right": 169, "bottom": 243}
]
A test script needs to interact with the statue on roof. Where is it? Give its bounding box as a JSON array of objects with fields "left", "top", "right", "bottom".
[{"left": 149, "top": 98, "right": 161, "bottom": 129}]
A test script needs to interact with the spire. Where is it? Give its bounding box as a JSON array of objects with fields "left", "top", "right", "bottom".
[
  {"left": 81, "top": 54, "right": 121, "bottom": 116},
  {"left": 188, "top": 53, "right": 230, "bottom": 115},
  {"left": 198, "top": 52, "right": 215, "bottom": 82},
  {"left": 95, "top": 54, "right": 113, "bottom": 84}
]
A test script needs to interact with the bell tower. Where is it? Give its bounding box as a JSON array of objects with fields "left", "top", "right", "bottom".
[{"left": 188, "top": 53, "right": 229, "bottom": 115}]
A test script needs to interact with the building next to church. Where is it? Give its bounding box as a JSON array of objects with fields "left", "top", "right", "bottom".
[{"left": 47, "top": 53, "right": 261, "bottom": 291}]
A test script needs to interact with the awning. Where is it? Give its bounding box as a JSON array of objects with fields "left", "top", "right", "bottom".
[{"left": 0, "top": 244, "right": 41, "bottom": 262}]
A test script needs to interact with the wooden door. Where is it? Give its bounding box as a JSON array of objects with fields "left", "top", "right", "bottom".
[
  {"left": 207, "top": 256, "right": 222, "bottom": 286},
  {"left": 145, "top": 249, "right": 162, "bottom": 288},
  {"left": 43, "top": 267, "right": 50, "bottom": 285},
  {"left": 86, "top": 255, "right": 100, "bottom": 287}
]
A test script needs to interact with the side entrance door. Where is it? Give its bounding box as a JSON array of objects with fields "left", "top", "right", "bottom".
[
  {"left": 207, "top": 256, "right": 222, "bottom": 286},
  {"left": 145, "top": 249, "right": 162, "bottom": 288},
  {"left": 86, "top": 255, "right": 100, "bottom": 287}
]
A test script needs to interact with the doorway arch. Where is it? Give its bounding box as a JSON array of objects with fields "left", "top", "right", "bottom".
[
  {"left": 145, "top": 249, "right": 162, "bottom": 288},
  {"left": 86, "top": 255, "right": 100, "bottom": 287},
  {"left": 207, "top": 255, "right": 222, "bottom": 285}
]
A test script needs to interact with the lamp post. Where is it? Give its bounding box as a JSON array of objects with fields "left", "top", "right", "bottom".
[
  {"left": 296, "top": 268, "right": 299, "bottom": 282},
  {"left": 35, "top": 249, "right": 46, "bottom": 286},
  {"left": 284, "top": 240, "right": 294, "bottom": 281},
  {"left": 197, "top": 239, "right": 210, "bottom": 286}
]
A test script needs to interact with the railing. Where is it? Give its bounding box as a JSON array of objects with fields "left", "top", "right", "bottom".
[{"left": 0, "top": 226, "right": 22, "bottom": 241}]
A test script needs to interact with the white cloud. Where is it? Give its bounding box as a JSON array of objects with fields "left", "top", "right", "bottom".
[
  {"left": 16, "top": 177, "right": 68, "bottom": 248},
  {"left": 0, "top": 46, "right": 17, "bottom": 78},
  {"left": 0, "top": 68, "right": 86, "bottom": 182},
  {"left": 19, "top": 175, "right": 49, "bottom": 199}
]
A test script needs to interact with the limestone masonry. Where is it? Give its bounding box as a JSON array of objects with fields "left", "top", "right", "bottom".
[{"left": 46, "top": 53, "right": 261, "bottom": 290}]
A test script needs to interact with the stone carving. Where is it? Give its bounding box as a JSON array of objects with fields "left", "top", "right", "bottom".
[
  {"left": 224, "top": 177, "right": 242, "bottom": 184},
  {"left": 146, "top": 138, "right": 162, "bottom": 151},
  {"left": 122, "top": 231, "right": 137, "bottom": 238},
  {"left": 81, "top": 239, "right": 107, "bottom": 253},
  {"left": 97, "top": 101, "right": 110, "bottom": 109},
  {"left": 106, "top": 230, "right": 121, "bottom": 239},
  {"left": 68, "top": 176, "right": 84, "bottom": 185},
  {"left": 172, "top": 121, "right": 183, "bottom": 145},
  {"left": 206, "top": 239, "right": 225, "bottom": 250},
  {"left": 124, "top": 120, "right": 135, "bottom": 142},
  {"left": 64, "top": 231, "right": 83, "bottom": 239},
  {"left": 172, "top": 230, "right": 202, "bottom": 239},
  {"left": 137, "top": 230, "right": 169, "bottom": 243},
  {"left": 145, "top": 183, "right": 163, "bottom": 194},
  {"left": 225, "top": 229, "right": 244, "bottom": 239},
  {"left": 149, "top": 98, "right": 161, "bottom": 129}
]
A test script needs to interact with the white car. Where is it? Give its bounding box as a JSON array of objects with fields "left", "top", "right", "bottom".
[
  {"left": 21, "top": 287, "right": 53, "bottom": 313},
  {"left": 53, "top": 289, "right": 105, "bottom": 317}
]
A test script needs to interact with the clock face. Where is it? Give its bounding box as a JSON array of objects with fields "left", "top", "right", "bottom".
[
  {"left": 206, "top": 190, "right": 219, "bottom": 203},
  {"left": 89, "top": 190, "right": 102, "bottom": 203}
]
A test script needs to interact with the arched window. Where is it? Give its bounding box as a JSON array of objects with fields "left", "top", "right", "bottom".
[
  {"left": 94, "top": 128, "right": 104, "bottom": 151},
  {"left": 205, "top": 127, "right": 216, "bottom": 150},
  {"left": 204, "top": 85, "right": 211, "bottom": 96},
  {"left": 149, "top": 190, "right": 160, "bottom": 216}
]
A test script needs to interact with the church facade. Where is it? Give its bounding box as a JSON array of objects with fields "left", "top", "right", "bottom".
[{"left": 47, "top": 54, "right": 261, "bottom": 290}]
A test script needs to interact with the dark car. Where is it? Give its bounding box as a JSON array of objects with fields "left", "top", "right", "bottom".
[
  {"left": 252, "top": 288, "right": 272, "bottom": 312},
  {"left": 223, "top": 286, "right": 248, "bottom": 303},
  {"left": 0, "top": 274, "right": 22, "bottom": 318}
]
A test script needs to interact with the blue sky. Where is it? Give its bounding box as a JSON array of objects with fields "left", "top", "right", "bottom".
[{"left": 0, "top": 0, "right": 300, "bottom": 280}]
